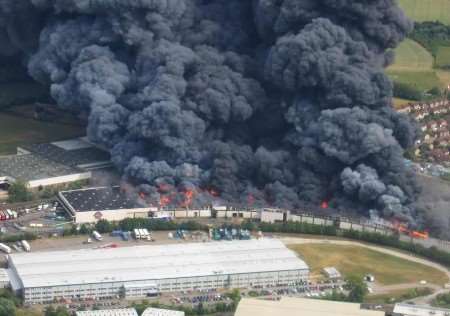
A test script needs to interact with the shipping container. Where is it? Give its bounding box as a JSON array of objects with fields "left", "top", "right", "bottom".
[{"left": 0, "top": 243, "right": 11, "bottom": 254}]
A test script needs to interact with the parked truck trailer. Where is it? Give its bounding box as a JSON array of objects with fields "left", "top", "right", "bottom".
[{"left": 0, "top": 243, "right": 11, "bottom": 254}]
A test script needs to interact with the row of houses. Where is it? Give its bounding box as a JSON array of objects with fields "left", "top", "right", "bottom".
[
  {"left": 399, "top": 100, "right": 450, "bottom": 163},
  {"left": 398, "top": 99, "right": 450, "bottom": 120}
]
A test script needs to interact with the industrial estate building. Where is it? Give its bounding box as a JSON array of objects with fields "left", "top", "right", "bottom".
[
  {"left": 0, "top": 137, "right": 111, "bottom": 189},
  {"left": 142, "top": 308, "right": 185, "bottom": 316},
  {"left": 0, "top": 269, "right": 9, "bottom": 288},
  {"left": 76, "top": 308, "right": 138, "bottom": 316},
  {"left": 5, "top": 239, "right": 308, "bottom": 304},
  {"left": 235, "top": 297, "right": 385, "bottom": 316},
  {"left": 393, "top": 303, "right": 450, "bottom": 316},
  {"left": 58, "top": 187, "right": 150, "bottom": 223}
]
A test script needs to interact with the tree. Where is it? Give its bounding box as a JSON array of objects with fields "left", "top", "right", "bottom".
[
  {"left": 95, "top": 219, "right": 114, "bottom": 233},
  {"left": 0, "top": 297, "right": 16, "bottom": 316},
  {"left": 79, "top": 224, "right": 90, "bottom": 235},
  {"left": 393, "top": 81, "right": 423, "bottom": 101},
  {"left": 345, "top": 275, "right": 368, "bottom": 302},
  {"left": 8, "top": 181, "right": 32, "bottom": 203},
  {"left": 44, "top": 306, "right": 69, "bottom": 316},
  {"left": 428, "top": 86, "right": 442, "bottom": 97}
]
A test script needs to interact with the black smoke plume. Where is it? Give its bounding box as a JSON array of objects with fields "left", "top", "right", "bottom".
[{"left": 0, "top": 0, "right": 420, "bottom": 222}]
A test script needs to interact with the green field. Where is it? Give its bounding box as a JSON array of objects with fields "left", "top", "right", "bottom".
[
  {"left": 0, "top": 113, "right": 85, "bottom": 155},
  {"left": 389, "top": 39, "right": 434, "bottom": 70},
  {"left": 436, "top": 46, "right": 450, "bottom": 68},
  {"left": 398, "top": 0, "right": 450, "bottom": 25},
  {"left": 365, "top": 287, "right": 434, "bottom": 304},
  {"left": 387, "top": 69, "right": 442, "bottom": 90},
  {"left": 393, "top": 97, "right": 414, "bottom": 108},
  {"left": 387, "top": 38, "right": 447, "bottom": 94},
  {"left": 290, "top": 244, "right": 448, "bottom": 286}
]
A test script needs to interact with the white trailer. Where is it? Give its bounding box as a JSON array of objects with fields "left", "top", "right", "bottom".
[
  {"left": 0, "top": 243, "right": 11, "bottom": 254},
  {"left": 21, "top": 240, "right": 31, "bottom": 252},
  {"left": 92, "top": 231, "right": 103, "bottom": 241},
  {"left": 134, "top": 229, "right": 141, "bottom": 239}
]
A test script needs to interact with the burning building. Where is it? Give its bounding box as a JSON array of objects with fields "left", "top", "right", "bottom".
[
  {"left": 0, "top": 1, "right": 420, "bottom": 224},
  {"left": 58, "top": 186, "right": 152, "bottom": 224}
]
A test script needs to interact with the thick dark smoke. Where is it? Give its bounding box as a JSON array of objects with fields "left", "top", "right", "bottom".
[{"left": 0, "top": 0, "right": 420, "bottom": 223}]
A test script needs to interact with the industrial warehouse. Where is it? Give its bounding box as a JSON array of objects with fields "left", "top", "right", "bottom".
[
  {"left": 5, "top": 239, "right": 309, "bottom": 304},
  {"left": 58, "top": 186, "right": 150, "bottom": 223},
  {"left": 0, "top": 137, "right": 111, "bottom": 189}
]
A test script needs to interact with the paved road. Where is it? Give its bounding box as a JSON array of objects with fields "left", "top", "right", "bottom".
[{"left": 278, "top": 236, "right": 450, "bottom": 304}]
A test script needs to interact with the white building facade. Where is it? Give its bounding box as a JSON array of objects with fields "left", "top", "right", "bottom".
[
  {"left": 76, "top": 308, "right": 138, "bottom": 316},
  {"left": 7, "top": 239, "right": 309, "bottom": 304},
  {"left": 142, "top": 307, "right": 184, "bottom": 316}
]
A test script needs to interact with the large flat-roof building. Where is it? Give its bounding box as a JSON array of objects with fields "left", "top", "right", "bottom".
[
  {"left": 142, "top": 308, "right": 184, "bottom": 316},
  {"left": 0, "top": 137, "right": 112, "bottom": 189},
  {"left": 235, "top": 297, "right": 385, "bottom": 316},
  {"left": 76, "top": 308, "right": 138, "bottom": 316},
  {"left": 58, "top": 186, "right": 150, "bottom": 223},
  {"left": 393, "top": 303, "right": 450, "bottom": 316},
  {"left": 0, "top": 153, "right": 91, "bottom": 189},
  {"left": 6, "top": 239, "right": 309, "bottom": 304},
  {"left": 19, "top": 138, "right": 112, "bottom": 171}
]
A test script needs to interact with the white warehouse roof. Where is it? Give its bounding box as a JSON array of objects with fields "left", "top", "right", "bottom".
[
  {"left": 8, "top": 239, "right": 308, "bottom": 289},
  {"left": 394, "top": 303, "right": 450, "bottom": 316},
  {"left": 76, "top": 308, "right": 138, "bottom": 316},
  {"left": 235, "top": 297, "right": 384, "bottom": 316},
  {"left": 142, "top": 307, "right": 185, "bottom": 316}
]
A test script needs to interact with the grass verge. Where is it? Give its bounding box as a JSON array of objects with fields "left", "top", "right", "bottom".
[{"left": 289, "top": 243, "right": 449, "bottom": 286}]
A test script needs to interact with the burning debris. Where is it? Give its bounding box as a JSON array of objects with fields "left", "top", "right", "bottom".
[{"left": 0, "top": 1, "right": 420, "bottom": 223}]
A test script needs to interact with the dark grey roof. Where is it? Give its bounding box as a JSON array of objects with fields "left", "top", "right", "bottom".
[
  {"left": 0, "top": 154, "right": 81, "bottom": 182},
  {"left": 22, "top": 143, "right": 110, "bottom": 167},
  {"left": 59, "top": 187, "right": 144, "bottom": 212}
]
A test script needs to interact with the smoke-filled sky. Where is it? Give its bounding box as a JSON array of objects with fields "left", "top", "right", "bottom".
[{"left": 0, "top": 0, "right": 421, "bottom": 223}]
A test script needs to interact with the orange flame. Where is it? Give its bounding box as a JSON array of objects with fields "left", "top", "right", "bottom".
[
  {"left": 410, "top": 231, "right": 429, "bottom": 239},
  {"left": 181, "top": 189, "right": 195, "bottom": 207},
  {"left": 160, "top": 195, "right": 171, "bottom": 207}
]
